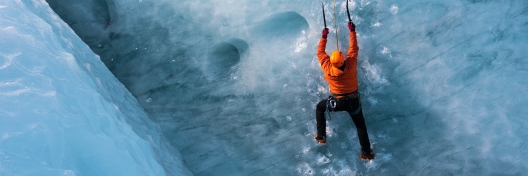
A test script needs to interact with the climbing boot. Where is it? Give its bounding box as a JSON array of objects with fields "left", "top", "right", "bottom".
[
  {"left": 314, "top": 134, "right": 326, "bottom": 144},
  {"left": 360, "top": 149, "right": 375, "bottom": 161}
]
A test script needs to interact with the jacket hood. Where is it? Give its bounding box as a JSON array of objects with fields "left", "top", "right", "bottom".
[{"left": 328, "top": 66, "right": 345, "bottom": 77}]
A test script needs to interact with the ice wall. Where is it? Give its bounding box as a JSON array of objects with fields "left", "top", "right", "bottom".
[
  {"left": 45, "top": 0, "right": 528, "bottom": 175},
  {"left": 0, "top": 0, "right": 191, "bottom": 175}
]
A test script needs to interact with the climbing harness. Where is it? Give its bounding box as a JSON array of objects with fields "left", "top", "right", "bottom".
[
  {"left": 325, "top": 96, "right": 337, "bottom": 120},
  {"left": 350, "top": 103, "right": 362, "bottom": 115},
  {"left": 333, "top": 91, "right": 360, "bottom": 100},
  {"left": 325, "top": 91, "right": 363, "bottom": 120}
]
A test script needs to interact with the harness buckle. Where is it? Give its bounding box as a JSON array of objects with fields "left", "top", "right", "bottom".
[
  {"left": 329, "top": 99, "right": 336, "bottom": 112},
  {"left": 325, "top": 96, "right": 337, "bottom": 120}
]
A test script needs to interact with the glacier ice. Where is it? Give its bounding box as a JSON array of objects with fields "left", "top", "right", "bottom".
[
  {"left": 2, "top": 0, "right": 528, "bottom": 175},
  {"left": 0, "top": 0, "right": 191, "bottom": 175}
]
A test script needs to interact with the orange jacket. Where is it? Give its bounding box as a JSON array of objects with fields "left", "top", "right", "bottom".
[{"left": 317, "top": 32, "right": 359, "bottom": 95}]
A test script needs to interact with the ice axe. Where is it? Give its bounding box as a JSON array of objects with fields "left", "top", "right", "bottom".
[
  {"left": 321, "top": 2, "right": 327, "bottom": 28},
  {"left": 322, "top": 1, "right": 340, "bottom": 50},
  {"left": 346, "top": 0, "right": 352, "bottom": 23}
]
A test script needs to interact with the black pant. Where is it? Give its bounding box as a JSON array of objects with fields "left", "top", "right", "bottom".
[{"left": 316, "top": 97, "right": 372, "bottom": 152}]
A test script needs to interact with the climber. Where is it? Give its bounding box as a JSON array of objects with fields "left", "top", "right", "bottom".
[{"left": 314, "top": 21, "right": 375, "bottom": 161}]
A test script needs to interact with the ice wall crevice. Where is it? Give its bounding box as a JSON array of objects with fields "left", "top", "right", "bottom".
[
  {"left": 203, "top": 40, "right": 246, "bottom": 81},
  {"left": 251, "top": 11, "right": 309, "bottom": 40}
]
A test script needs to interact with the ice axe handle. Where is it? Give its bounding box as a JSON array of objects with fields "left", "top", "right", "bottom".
[
  {"left": 322, "top": 2, "right": 327, "bottom": 28},
  {"left": 346, "top": 0, "right": 352, "bottom": 23}
]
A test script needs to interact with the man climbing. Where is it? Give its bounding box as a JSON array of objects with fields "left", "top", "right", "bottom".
[{"left": 314, "top": 21, "right": 375, "bottom": 161}]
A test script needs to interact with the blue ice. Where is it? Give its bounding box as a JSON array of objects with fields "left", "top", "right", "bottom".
[{"left": 2, "top": 0, "right": 528, "bottom": 175}]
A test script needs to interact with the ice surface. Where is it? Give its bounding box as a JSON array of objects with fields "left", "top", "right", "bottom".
[
  {"left": 0, "top": 0, "right": 191, "bottom": 175},
  {"left": 4, "top": 0, "right": 528, "bottom": 175}
]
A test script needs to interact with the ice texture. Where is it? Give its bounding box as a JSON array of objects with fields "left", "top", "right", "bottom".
[
  {"left": 0, "top": 0, "right": 191, "bottom": 175},
  {"left": 3, "top": 0, "right": 528, "bottom": 175}
]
